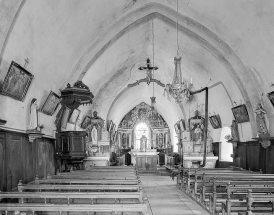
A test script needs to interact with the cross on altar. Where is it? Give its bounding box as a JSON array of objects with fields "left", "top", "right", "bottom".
[{"left": 138, "top": 58, "right": 158, "bottom": 85}]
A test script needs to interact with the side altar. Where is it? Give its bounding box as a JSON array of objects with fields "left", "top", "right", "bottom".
[
  {"left": 83, "top": 111, "right": 110, "bottom": 169},
  {"left": 180, "top": 110, "right": 218, "bottom": 168}
]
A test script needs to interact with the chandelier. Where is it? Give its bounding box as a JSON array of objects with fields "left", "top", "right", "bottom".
[{"left": 164, "top": 0, "right": 193, "bottom": 103}]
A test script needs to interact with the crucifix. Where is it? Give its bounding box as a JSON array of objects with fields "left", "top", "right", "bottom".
[
  {"left": 24, "top": 58, "right": 29, "bottom": 69},
  {"left": 138, "top": 58, "right": 158, "bottom": 85}
]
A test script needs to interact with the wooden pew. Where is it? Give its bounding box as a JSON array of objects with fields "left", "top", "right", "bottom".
[
  {"left": 47, "top": 174, "right": 138, "bottom": 180},
  {"left": 19, "top": 179, "right": 142, "bottom": 192},
  {"left": 176, "top": 167, "right": 251, "bottom": 189},
  {"left": 0, "top": 203, "right": 149, "bottom": 215},
  {"left": 0, "top": 191, "right": 145, "bottom": 204},
  {"left": 202, "top": 180, "right": 274, "bottom": 213},
  {"left": 57, "top": 171, "right": 137, "bottom": 176},
  {"left": 221, "top": 189, "right": 274, "bottom": 215},
  {"left": 207, "top": 181, "right": 274, "bottom": 214},
  {"left": 187, "top": 171, "right": 264, "bottom": 195},
  {"left": 34, "top": 178, "right": 141, "bottom": 185}
]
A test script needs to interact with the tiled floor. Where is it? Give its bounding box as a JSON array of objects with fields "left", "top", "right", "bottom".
[{"left": 140, "top": 174, "right": 210, "bottom": 215}]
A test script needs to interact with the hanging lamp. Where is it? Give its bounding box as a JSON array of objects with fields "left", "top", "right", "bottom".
[{"left": 164, "top": 0, "right": 193, "bottom": 103}]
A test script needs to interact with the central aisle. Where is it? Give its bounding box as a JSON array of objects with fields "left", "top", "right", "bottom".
[{"left": 140, "top": 174, "right": 210, "bottom": 215}]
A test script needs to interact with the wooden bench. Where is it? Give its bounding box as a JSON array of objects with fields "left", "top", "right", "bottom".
[
  {"left": 187, "top": 172, "right": 265, "bottom": 195},
  {"left": 47, "top": 174, "right": 138, "bottom": 180},
  {"left": 201, "top": 180, "right": 274, "bottom": 212},
  {"left": 222, "top": 190, "right": 274, "bottom": 215},
  {"left": 19, "top": 181, "right": 142, "bottom": 192},
  {"left": 0, "top": 203, "right": 149, "bottom": 215},
  {"left": 0, "top": 191, "right": 145, "bottom": 204},
  {"left": 210, "top": 183, "right": 274, "bottom": 214},
  {"left": 176, "top": 167, "right": 252, "bottom": 189}
]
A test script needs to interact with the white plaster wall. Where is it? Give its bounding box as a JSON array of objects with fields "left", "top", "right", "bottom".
[{"left": 0, "top": 0, "right": 274, "bottom": 141}]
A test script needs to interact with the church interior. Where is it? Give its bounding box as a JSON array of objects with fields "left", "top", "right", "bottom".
[{"left": 1, "top": 0, "right": 274, "bottom": 214}]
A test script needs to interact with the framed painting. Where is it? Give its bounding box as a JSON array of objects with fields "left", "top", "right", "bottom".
[
  {"left": 61, "top": 107, "right": 71, "bottom": 130},
  {"left": 40, "top": 91, "right": 60, "bottom": 116},
  {"left": 81, "top": 115, "right": 91, "bottom": 129},
  {"left": 1, "top": 61, "right": 34, "bottom": 101},
  {"left": 68, "top": 109, "right": 80, "bottom": 124},
  {"left": 209, "top": 115, "right": 222, "bottom": 129},
  {"left": 231, "top": 104, "right": 250, "bottom": 123},
  {"left": 267, "top": 91, "right": 274, "bottom": 108}
]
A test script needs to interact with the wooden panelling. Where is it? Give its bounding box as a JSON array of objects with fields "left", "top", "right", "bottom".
[
  {"left": 246, "top": 142, "right": 260, "bottom": 171},
  {"left": 265, "top": 142, "right": 274, "bottom": 174},
  {"left": 234, "top": 142, "right": 247, "bottom": 169},
  {"left": 0, "top": 130, "right": 56, "bottom": 191},
  {"left": 233, "top": 140, "right": 274, "bottom": 174},
  {"left": 0, "top": 134, "right": 6, "bottom": 191}
]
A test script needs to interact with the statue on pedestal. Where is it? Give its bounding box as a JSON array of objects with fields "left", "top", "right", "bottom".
[
  {"left": 254, "top": 103, "right": 268, "bottom": 135},
  {"left": 230, "top": 120, "right": 239, "bottom": 141}
]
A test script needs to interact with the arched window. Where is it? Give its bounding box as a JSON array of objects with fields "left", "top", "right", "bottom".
[
  {"left": 220, "top": 127, "right": 233, "bottom": 162},
  {"left": 135, "top": 122, "right": 150, "bottom": 150}
]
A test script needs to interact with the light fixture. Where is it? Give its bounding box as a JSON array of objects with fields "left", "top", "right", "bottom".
[
  {"left": 164, "top": 0, "right": 193, "bottom": 103},
  {"left": 60, "top": 81, "right": 94, "bottom": 110}
]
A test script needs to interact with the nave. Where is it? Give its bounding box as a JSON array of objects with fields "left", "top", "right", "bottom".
[{"left": 0, "top": 166, "right": 210, "bottom": 215}]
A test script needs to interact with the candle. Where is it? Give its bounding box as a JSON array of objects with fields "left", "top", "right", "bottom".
[{"left": 190, "top": 77, "right": 192, "bottom": 84}]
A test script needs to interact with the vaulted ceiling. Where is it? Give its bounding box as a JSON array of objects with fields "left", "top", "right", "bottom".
[{"left": 0, "top": 0, "right": 274, "bottom": 143}]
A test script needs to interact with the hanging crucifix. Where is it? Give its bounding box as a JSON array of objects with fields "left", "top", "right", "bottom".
[{"left": 138, "top": 58, "right": 158, "bottom": 85}]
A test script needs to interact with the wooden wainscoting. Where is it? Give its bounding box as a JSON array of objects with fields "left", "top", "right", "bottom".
[{"left": 0, "top": 130, "right": 55, "bottom": 191}]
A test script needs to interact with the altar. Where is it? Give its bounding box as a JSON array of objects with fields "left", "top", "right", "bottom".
[{"left": 131, "top": 149, "right": 159, "bottom": 170}]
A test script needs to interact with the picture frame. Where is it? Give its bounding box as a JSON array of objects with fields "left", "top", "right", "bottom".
[
  {"left": 231, "top": 104, "right": 250, "bottom": 123},
  {"left": 40, "top": 91, "right": 60, "bottom": 116},
  {"left": 209, "top": 115, "right": 222, "bottom": 129},
  {"left": 1, "top": 61, "right": 34, "bottom": 101},
  {"left": 68, "top": 109, "right": 80, "bottom": 124},
  {"left": 81, "top": 115, "right": 91, "bottom": 129},
  {"left": 61, "top": 107, "right": 71, "bottom": 130},
  {"left": 267, "top": 91, "right": 274, "bottom": 108}
]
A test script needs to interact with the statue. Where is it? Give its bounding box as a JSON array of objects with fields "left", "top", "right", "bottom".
[
  {"left": 28, "top": 98, "right": 38, "bottom": 130},
  {"left": 91, "top": 126, "right": 98, "bottom": 145},
  {"left": 230, "top": 120, "right": 239, "bottom": 141},
  {"left": 254, "top": 103, "right": 268, "bottom": 134},
  {"left": 189, "top": 110, "right": 205, "bottom": 143}
]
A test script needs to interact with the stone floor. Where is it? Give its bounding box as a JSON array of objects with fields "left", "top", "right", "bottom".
[{"left": 140, "top": 174, "right": 210, "bottom": 215}]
